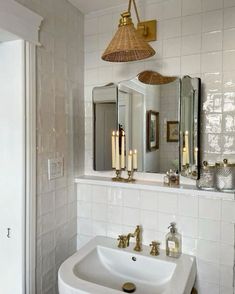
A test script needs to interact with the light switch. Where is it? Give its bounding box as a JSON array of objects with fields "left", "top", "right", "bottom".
[{"left": 48, "top": 157, "right": 64, "bottom": 180}]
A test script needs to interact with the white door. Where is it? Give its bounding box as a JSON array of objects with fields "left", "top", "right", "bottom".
[{"left": 0, "top": 40, "right": 25, "bottom": 294}]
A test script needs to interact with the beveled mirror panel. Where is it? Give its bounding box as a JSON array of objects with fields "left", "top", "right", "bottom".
[{"left": 180, "top": 76, "right": 201, "bottom": 180}]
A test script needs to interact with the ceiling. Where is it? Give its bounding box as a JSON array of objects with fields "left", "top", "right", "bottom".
[{"left": 68, "top": 0, "right": 128, "bottom": 14}]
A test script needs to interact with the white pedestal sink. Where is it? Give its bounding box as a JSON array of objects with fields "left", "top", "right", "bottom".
[{"left": 58, "top": 236, "right": 196, "bottom": 294}]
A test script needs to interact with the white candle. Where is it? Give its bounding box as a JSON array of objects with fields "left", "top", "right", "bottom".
[
  {"left": 183, "top": 147, "right": 187, "bottom": 166},
  {"left": 133, "top": 149, "right": 138, "bottom": 170},
  {"left": 112, "top": 131, "right": 116, "bottom": 169},
  {"left": 115, "top": 131, "right": 120, "bottom": 170},
  {"left": 194, "top": 147, "right": 198, "bottom": 166},
  {"left": 127, "top": 150, "right": 133, "bottom": 172},
  {"left": 185, "top": 131, "right": 189, "bottom": 164},
  {"left": 121, "top": 131, "right": 125, "bottom": 169}
]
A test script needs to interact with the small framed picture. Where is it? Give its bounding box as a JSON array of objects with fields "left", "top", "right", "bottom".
[
  {"left": 147, "top": 110, "right": 159, "bottom": 151},
  {"left": 167, "top": 121, "right": 179, "bottom": 142}
]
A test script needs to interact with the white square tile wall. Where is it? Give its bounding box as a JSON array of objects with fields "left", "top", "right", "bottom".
[
  {"left": 77, "top": 182, "right": 235, "bottom": 294},
  {"left": 84, "top": 0, "right": 235, "bottom": 174},
  {"left": 15, "top": 0, "right": 84, "bottom": 293}
]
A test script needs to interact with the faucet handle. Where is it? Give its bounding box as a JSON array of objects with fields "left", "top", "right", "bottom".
[
  {"left": 149, "top": 241, "right": 161, "bottom": 256},
  {"left": 117, "top": 235, "right": 128, "bottom": 248}
]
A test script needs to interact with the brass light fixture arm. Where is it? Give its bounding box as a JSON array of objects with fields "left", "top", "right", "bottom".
[{"left": 128, "top": 0, "right": 141, "bottom": 23}]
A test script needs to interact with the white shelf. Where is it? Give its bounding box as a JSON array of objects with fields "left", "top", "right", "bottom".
[{"left": 75, "top": 175, "right": 235, "bottom": 201}]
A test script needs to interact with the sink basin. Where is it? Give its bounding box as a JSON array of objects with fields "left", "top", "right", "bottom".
[{"left": 58, "top": 236, "right": 196, "bottom": 294}]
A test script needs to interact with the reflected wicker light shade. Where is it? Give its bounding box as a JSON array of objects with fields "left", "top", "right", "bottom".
[
  {"left": 138, "top": 70, "right": 177, "bottom": 85},
  {"left": 102, "top": 13, "right": 156, "bottom": 62}
]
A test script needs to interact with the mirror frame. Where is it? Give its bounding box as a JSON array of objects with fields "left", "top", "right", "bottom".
[{"left": 179, "top": 76, "right": 201, "bottom": 180}]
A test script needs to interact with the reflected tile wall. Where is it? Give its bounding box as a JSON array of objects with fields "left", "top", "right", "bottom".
[
  {"left": 16, "top": 0, "right": 84, "bottom": 293},
  {"left": 84, "top": 0, "right": 235, "bottom": 171}
]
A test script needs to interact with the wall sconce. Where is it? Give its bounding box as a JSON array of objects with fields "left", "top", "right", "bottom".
[{"left": 101, "top": 0, "right": 157, "bottom": 63}]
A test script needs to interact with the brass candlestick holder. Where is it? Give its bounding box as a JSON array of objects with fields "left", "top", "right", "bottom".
[
  {"left": 112, "top": 169, "right": 123, "bottom": 182},
  {"left": 125, "top": 169, "right": 137, "bottom": 182}
]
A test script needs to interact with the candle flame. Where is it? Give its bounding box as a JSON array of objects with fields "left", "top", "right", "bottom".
[
  {"left": 134, "top": 149, "right": 137, "bottom": 154},
  {"left": 112, "top": 131, "right": 115, "bottom": 136},
  {"left": 183, "top": 147, "right": 186, "bottom": 152},
  {"left": 129, "top": 150, "right": 133, "bottom": 155},
  {"left": 185, "top": 131, "right": 189, "bottom": 135}
]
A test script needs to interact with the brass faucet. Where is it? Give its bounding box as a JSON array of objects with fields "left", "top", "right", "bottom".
[{"left": 127, "top": 225, "right": 142, "bottom": 252}]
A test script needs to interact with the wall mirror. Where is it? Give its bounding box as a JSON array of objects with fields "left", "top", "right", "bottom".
[
  {"left": 93, "top": 71, "right": 201, "bottom": 179},
  {"left": 180, "top": 76, "right": 201, "bottom": 180}
]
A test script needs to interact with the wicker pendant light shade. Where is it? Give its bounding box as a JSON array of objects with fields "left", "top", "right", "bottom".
[{"left": 102, "top": 5, "right": 156, "bottom": 62}]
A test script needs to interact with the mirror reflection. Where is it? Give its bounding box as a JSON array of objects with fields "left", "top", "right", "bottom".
[
  {"left": 118, "top": 78, "right": 180, "bottom": 173},
  {"left": 93, "top": 84, "right": 117, "bottom": 171}
]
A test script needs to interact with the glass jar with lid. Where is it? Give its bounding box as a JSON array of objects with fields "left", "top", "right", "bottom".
[
  {"left": 197, "top": 161, "right": 215, "bottom": 190},
  {"left": 215, "top": 159, "right": 235, "bottom": 192}
]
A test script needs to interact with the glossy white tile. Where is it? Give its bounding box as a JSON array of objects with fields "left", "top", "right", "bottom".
[
  {"left": 178, "top": 216, "right": 198, "bottom": 238},
  {"left": 224, "top": 6, "right": 235, "bottom": 29},
  {"left": 224, "top": 0, "right": 235, "bottom": 7},
  {"left": 181, "top": 54, "right": 201, "bottom": 74},
  {"left": 163, "top": 37, "right": 181, "bottom": 58},
  {"left": 197, "top": 239, "right": 220, "bottom": 263},
  {"left": 181, "top": 34, "right": 201, "bottom": 55},
  {"left": 223, "top": 29, "right": 235, "bottom": 50},
  {"left": 201, "top": 52, "right": 222, "bottom": 73},
  {"left": 123, "top": 207, "right": 140, "bottom": 226},
  {"left": 202, "top": 0, "right": 223, "bottom": 11},
  {"left": 140, "top": 190, "right": 158, "bottom": 211},
  {"left": 202, "top": 10, "right": 223, "bottom": 32},
  {"left": 182, "top": 0, "right": 202, "bottom": 16},
  {"left": 123, "top": 188, "right": 141, "bottom": 208},
  {"left": 221, "top": 222, "right": 235, "bottom": 245},
  {"left": 140, "top": 210, "right": 158, "bottom": 230},
  {"left": 221, "top": 200, "right": 235, "bottom": 222},
  {"left": 199, "top": 198, "right": 221, "bottom": 220},
  {"left": 158, "top": 193, "right": 178, "bottom": 214},
  {"left": 198, "top": 219, "right": 221, "bottom": 242},
  {"left": 182, "top": 14, "right": 202, "bottom": 36},
  {"left": 202, "top": 31, "right": 222, "bottom": 52},
  {"left": 178, "top": 194, "right": 198, "bottom": 218},
  {"left": 197, "top": 259, "right": 220, "bottom": 284}
]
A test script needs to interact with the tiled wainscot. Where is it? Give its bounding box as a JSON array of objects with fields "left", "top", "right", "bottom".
[{"left": 76, "top": 176, "right": 235, "bottom": 294}]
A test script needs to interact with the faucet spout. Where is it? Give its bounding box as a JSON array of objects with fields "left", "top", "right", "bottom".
[{"left": 127, "top": 225, "right": 142, "bottom": 252}]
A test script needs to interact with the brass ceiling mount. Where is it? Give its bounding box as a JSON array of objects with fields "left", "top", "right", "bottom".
[{"left": 101, "top": 0, "right": 157, "bottom": 63}]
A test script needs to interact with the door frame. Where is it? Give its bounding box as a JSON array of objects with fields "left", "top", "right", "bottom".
[{"left": 25, "top": 41, "right": 37, "bottom": 294}]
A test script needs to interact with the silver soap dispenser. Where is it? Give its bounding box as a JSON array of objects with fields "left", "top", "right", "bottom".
[{"left": 166, "top": 222, "right": 182, "bottom": 258}]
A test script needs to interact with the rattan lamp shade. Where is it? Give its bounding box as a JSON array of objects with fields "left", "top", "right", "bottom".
[
  {"left": 138, "top": 71, "right": 177, "bottom": 85},
  {"left": 102, "top": 17, "right": 156, "bottom": 62}
]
